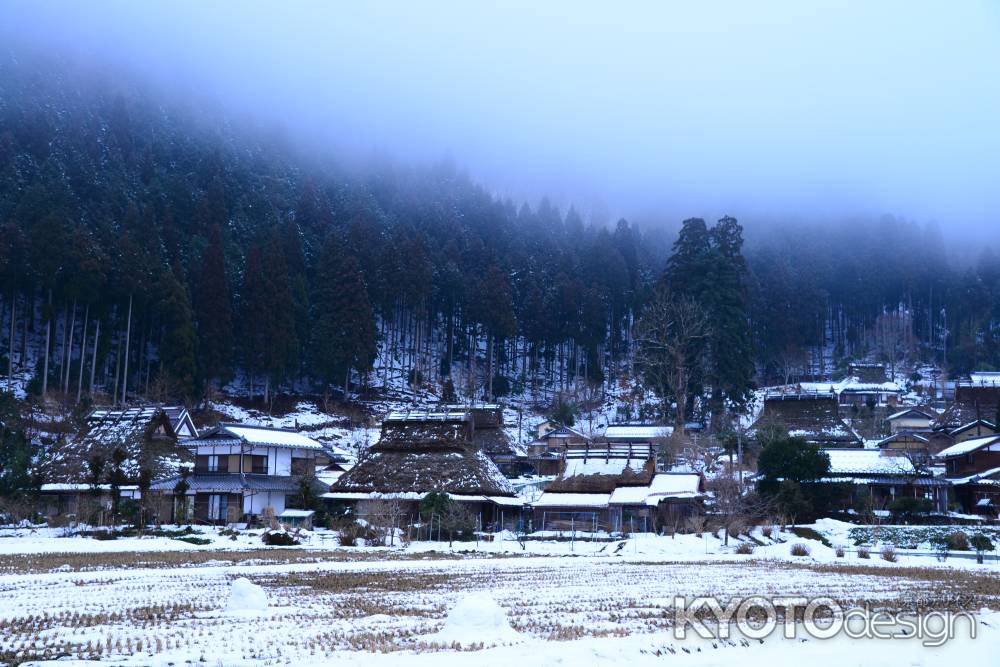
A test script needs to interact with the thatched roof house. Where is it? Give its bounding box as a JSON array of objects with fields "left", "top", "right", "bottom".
[
  {"left": 329, "top": 411, "right": 516, "bottom": 498},
  {"left": 750, "top": 391, "right": 861, "bottom": 447},
  {"left": 49, "top": 407, "right": 185, "bottom": 483}
]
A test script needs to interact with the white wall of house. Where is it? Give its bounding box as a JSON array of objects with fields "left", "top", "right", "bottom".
[
  {"left": 243, "top": 490, "right": 287, "bottom": 516},
  {"left": 890, "top": 416, "right": 931, "bottom": 433}
]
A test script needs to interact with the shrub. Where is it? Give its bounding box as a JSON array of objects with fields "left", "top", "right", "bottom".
[
  {"left": 857, "top": 546, "right": 870, "bottom": 559},
  {"left": 835, "top": 545, "right": 845, "bottom": 558},
  {"left": 970, "top": 534, "right": 994, "bottom": 564},
  {"left": 172, "top": 536, "right": 211, "bottom": 546},
  {"left": 789, "top": 526, "right": 832, "bottom": 548},
  {"left": 337, "top": 521, "right": 381, "bottom": 547},
  {"left": 735, "top": 542, "right": 755, "bottom": 555},
  {"left": 262, "top": 530, "right": 300, "bottom": 546},
  {"left": 947, "top": 531, "right": 970, "bottom": 551},
  {"left": 760, "top": 525, "right": 773, "bottom": 539},
  {"left": 790, "top": 543, "right": 810, "bottom": 557},
  {"left": 880, "top": 545, "right": 898, "bottom": 562},
  {"left": 338, "top": 524, "right": 360, "bottom": 547},
  {"left": 888, "top": 496, "right": 933, "bottom": 518}
]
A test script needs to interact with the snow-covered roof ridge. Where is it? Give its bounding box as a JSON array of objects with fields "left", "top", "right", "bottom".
[
  {"left": 887, "top": 407, "right": 935, "bottom": 421},
  {"left": 213, "top": 423, "right": 324, "bottom": 450},
  {"left": 935, "top": 435, "right": 1000, "bottom": 459},
  {"left": 822, "top": 448, "right": 917, "bottom": 475},
  {"left": 603, "top": 424, "right": 674, "bottom": 440}
]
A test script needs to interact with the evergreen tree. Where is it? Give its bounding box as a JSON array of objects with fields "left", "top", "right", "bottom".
[
  {"left": 157, "top": 265, "right": 198, "bottom": 399},
  {"left": 195, "top": 226, "right": 234, "bottom": 390},
  {"left": 239, "top": 234, "right": 298, "bottom": 401},
  {"left": 310, "top": 234, "right": 377, "bottom": 393}
]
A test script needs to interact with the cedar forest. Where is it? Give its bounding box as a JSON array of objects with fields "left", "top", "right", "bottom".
[{"left": 1, "top": 54, "right": 1000, "bottom": 424}]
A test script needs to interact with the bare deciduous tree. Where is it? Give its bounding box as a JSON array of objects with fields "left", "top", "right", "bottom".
[{"left": 634, "top": 290, "right": 709, "bottom": 427}]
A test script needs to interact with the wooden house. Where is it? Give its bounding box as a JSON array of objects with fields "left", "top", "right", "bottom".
[
  {"left": 149, "top": 423, "right": 325, "bottom": 525},
  {"left": 750, "top": 391, "right": 862, "bottom": 447},
  {"left": 935, "top": 435, "right": 1000, "bottom": 516},
  {"left": 162, "top": 406, "right": 198, "bottom": 440},
  {"left": 836, "top": 379, "right": 903, "bottom": 408},
  {"left": 54, "top": 407, "right": 183, "bottom": 484},
  {"left": 325, "top": 409, "right": 520, "bottom": 528},
  {"left": 876, "top": 431, "right": 931, "bottom": 452},
  {"left": 602, "top": 424, "right": 674, "bottom": 443},
  {"left": 37, "top": 483, "right": 140, "bottom": 522},
  {"left": 531, "top": 443, "right": 699, "bottom": 533},
  {"left": 526, "top": 423, "right": 591, "bottom": 476},
  {"left": 886, "top": 408, "right": 935, "bottom": 434},
  {"left": 848, "top": 363, "right": 888, "bottom": 384},
  {"left": 818, "top": 448, "right": 948, "bottom": 513},
  {"left": 949, "top": 419, "right": 997, "bottom": 443},
  {"left": 533, "top": 459, "right": 704, "bottom": 535}
]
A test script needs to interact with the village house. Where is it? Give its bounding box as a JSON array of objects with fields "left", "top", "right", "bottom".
[
  {"left": 37, "top": 483, "right": 141, "bottom": 523},
  {"left": 886, "top": 407, "right": 936, "bottom": 434},
  {"left": 936, "top": 372, "right": 1000, "bottom": 429},
  {"left": 530, "top": 443, "right": 702, "bottom": 534},
  {"left": 526, "top": 423, "right": 591, "bottom": 475},
  {"left": 750, "top": 390, "right": 862, "bottom": 447},
  {"left": 149, "top": 423, "right": 325, "bottom": 524},
  {"left": 55, "top": 406, "right": 180, "bottom": 483},
  {"left": 817, "top": 448, "right": 948, "bottom": 513},
  {"left": 40, "top": 407, "right": 183, "bottom": 521},
  {"left": 162, "top": 406, "right": 199, "bottom": 440},
  {"left": 935, "top": 434, "right": 1000, "bottom": 516},
  {"left": 440, "top": 403, "right": 526, "bottom": 474},
  {"left": 324, "top": 408, "right": 521, "bottom": 529},
  {"left": 602, "top": 424, "right": 674, "bottom": 443}
]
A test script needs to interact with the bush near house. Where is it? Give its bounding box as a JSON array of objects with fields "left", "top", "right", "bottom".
[{"left": 848, "top": 526, "right": 1000, "bottom": 549}]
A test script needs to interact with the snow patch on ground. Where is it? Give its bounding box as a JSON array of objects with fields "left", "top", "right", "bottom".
[
  {"left": 226, "top": 577, "right": 269, "bottom": 612},
  {"left": 429, "top": 592, "right": 522, "bottom": 646}
]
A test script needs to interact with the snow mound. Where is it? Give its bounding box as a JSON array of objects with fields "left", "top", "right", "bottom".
[
  {"left": 226, "top": 577, "right": 268, "bottom": 612},
  {"left": 430, "top": 593, "right": 521, "bottom": 646}
]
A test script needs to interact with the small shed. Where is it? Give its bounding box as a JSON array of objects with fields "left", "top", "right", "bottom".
[{"left": 278, "top": 509, "right": 315, "bottom": 529}]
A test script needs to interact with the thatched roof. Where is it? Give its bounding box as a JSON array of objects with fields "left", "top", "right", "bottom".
[
  {"left": 331, "top": 419, "right": 515, "bottom": 497},
  {"left": 545, "top": 448, "right": 656, "bottom": 494},
  {"left": 47, "top": 407, "right": 187, "bottom": 483},
  {"left": 750, "top": 394, "right": 861, "bottom": 446}
]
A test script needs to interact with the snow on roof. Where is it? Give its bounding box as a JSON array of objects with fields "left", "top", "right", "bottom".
[
  {"left": 385, "top": 408, "right": 470, "bottom": 422},
  {"left": 40, "top": 483, "right": 139, "bottom": 492},
  {"left": 967, "top": 372, "right": 1000, "bottom": 387},
  {"left": 876, "top": 432, "right": 929, "bottom": 447},
  {"left": 887, "top": 408, "right": 934, "bottom": 421},
  {"left": 837, "top": 379, "right": 903, "bottom": 393},
  {"left": 608, "top": 474, "right": 703, "bottom": 505},
  {"left": 218, "top": 424, "right": 323, "bottom": 450},
  {"left": 278, "top": 509, "right": 315, "bottom": 518},
  {"left": 533, "top": 492, "right": 611, "bottom": 508},
  {"left": 935, "top": 435, "right": 1000, "bottom": 459},
  {"left": 320, "top": 491, "right": 524, "bottom": 506},
  {"left": 946, "top": 466, "right": 1000, "bottom": 485},
  {"left": 949, "top": 420, "right": 997, "bottom": 435},
  {"left": 822, "top": 449, "right": 916, "bottom": 475},
  {"left": 563, "top": 458, "right": 645, "bottom": 477},
  {"left": 603, "top": 425, "right": 674, "bottom": 440}
]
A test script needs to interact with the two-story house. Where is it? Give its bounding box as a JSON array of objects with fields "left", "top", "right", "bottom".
[
  {"left": 151, "top": 423, "right": 324, "bottom": 524},
  {"left": 936, "top": 434, "right": 1000, "bottom": 516}
]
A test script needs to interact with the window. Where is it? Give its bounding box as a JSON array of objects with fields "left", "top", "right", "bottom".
[
  {"left": 207, "top": 455, "right": 228, "bottom": 472},
  {"left": 208, "top": 494, "right": 229, "bottom": 522},
  {"left": 291, "top": 457, "right": 314, "bottom": 476},
  {"left": 250, "top": 455, "right": 268, "bottom": 474},
  {"left": 197, "top": 454, "right": 228, "bottom": 473}
]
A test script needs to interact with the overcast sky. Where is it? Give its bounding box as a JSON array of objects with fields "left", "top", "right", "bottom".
[{"left": 3, "top": 1, "right": 999, "bottom": 234}]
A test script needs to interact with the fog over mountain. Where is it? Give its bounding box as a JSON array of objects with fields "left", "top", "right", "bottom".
[{"left": 2, "top": 1, "right": 998, "bottom": 236}]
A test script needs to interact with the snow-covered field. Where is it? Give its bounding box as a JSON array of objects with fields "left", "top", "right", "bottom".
[{"left": 1, "top": 524, "right": 998, "bottom": 666}]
